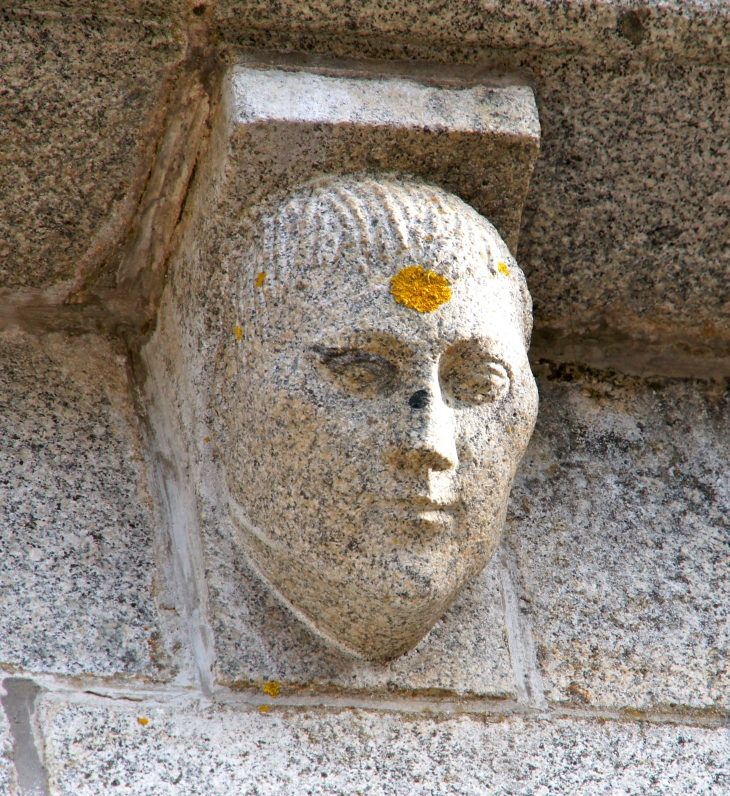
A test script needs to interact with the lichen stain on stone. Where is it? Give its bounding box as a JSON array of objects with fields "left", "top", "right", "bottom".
[
  {"left": 137, "top": 717, "right": 149, "bottom": 726},
  {"left": 259, "top": 705, "right": 270, "bottom": 713},
  {"left": 234, "top": 325, "right": 243, "bottom": 341},
  {"left": 498, "top": 261, "right": 510, "bottom": 277},
  {"left": 255, "top": 271, "right": 267, "bottom": 288},
  {"left": 390, "top": 265, "right": 452, "bottom": 313},
  {"left": 263, "top": 680, "right": 280, "bottom": 698}
]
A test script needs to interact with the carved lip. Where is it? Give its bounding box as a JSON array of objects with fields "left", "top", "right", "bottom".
[{"left": 384, "top": 499, "right": 458, "bottom": 519}]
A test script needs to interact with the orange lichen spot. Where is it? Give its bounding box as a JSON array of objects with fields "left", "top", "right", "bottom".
[
  {"left": 263, "top": 680, "right": 281, "bottom": 698},
  {"left": 259, "top": 705, "right": 270, "bottom": 713},
  {"left": 567, "top": 683, "right": 591, "bottom": 703},
  {"left": 137, "top": 717, "right": 149, "bottom": 726},
  {"left": 204, "top": 437, "right": 211, "bottom": 443},
  {"left": 391, "top": 266, "right": 451, "bottom": 313},
  {"left": 497, "top": 261, "right": 510, "bottom": 277},
  {"left": 425, "top": 235, "right": 433, "bottom": 242},
  {"left": 255, "top": 271, "right": 267, "bottom": 289},
  {"left": 234, "top": 325, "right": 243, "bottom": 341}
]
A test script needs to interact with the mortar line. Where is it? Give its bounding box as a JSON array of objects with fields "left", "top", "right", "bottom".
[
  {"left": 499, "top": 547, "right": 548, "bottom": 710},
  {"left": 23, "top": 674, "right": 729, "bottom": 730}
]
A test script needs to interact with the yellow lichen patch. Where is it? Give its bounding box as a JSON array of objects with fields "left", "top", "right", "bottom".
[
  {"left": 259, "top": 705, "right": 270, "bottom": 713},
  {"left": 137, "top": 717, "right": 149, "bottom": 726},
  {"left": 234, "top": 325, "right": 243, "bottom": 341},
  {"left": 255, "top": 271, "right": 267, "bottom": 288},
  {"left": 204, "top": 437, "right": 211, "bottom": 443},
  {"left": 390, "top": 265, "right": 451, "bottom": 313},
  {"left": 263, "top": 680, "right": 280, "bottom": 698},
  {"left": 497, "top": 261, "right": 510, "bottom": 277}
]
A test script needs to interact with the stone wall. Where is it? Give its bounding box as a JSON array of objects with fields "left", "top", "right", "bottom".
[{"left": 1, "top": 2, "right": 728, "bottom": 793}]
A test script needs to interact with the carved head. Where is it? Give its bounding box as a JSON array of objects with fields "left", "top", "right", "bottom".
[{"left": 222, "top": 175, "right": 538, "bottom": 661}]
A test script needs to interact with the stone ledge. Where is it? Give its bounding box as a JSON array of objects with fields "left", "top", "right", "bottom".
[{"left": 38, "top": 694, "right": 730, "bottom": 795}]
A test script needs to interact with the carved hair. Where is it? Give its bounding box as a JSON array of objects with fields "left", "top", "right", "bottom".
[{"left": 239, "top": 174, "right": 533, "bottom": 346}]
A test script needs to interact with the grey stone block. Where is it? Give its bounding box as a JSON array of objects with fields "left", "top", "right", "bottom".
[
  {"left": 0, "top": 9, "right": 184, "bottom": 290},
  {"left": 0, "top": 331, "right": 179, "bottom": 677},
  {"left": 508, "top": 363, "right": 730, "bottom": 711},
  {"left": 41, "top": 697, "right": 730, "bottom": 795},
  {"left": 0, "top": 695, "right": 15, "bottom": 796},
  {"left": 207, "top": 551, "right": 516, "bottom": 697},
  {"left": 223, "top": 67, "right": 539, "bottom": 254}
]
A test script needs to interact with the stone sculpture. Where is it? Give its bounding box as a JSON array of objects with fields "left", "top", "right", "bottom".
[{"left": 221, "top": 175, "right": 538, "bottom": 662}]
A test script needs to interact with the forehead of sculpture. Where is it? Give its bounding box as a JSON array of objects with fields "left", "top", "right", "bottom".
[
  {"left": 251, "top": 262, "right": 524, "bottom": 366},
  {"left": 247, "top": 175, "right": 507, "bottom": 278},
  {"left": 239, "top": 175, "right": 530, "bottom": 349}
]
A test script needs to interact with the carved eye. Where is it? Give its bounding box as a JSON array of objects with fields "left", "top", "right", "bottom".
[
  {"left": 316, "top": 349, "right": 397, "bottom": 396},
  {"left": 440, "top": 342, "right": 510, "bottom": 405}
]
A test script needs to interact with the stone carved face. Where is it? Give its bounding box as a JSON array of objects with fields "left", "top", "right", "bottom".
[{"left": 223, "top": 176, "right": 538, "bottom": 661}]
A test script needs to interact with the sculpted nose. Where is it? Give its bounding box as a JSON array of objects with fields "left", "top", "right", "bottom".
[{"left": 395, "top": 387, "right": 459, "bottom": 472}]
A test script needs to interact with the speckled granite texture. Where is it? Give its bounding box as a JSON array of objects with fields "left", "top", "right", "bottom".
[
  {"left": 3, "top": 1, "right": 730, "bottom": 791},
  {"left": 40, "top": 698, "right": 730, "bottom": 795},
  {"left": 215, "top": 0, "right": 730, "bottom": 65},
  {"left": 225, "top": 67, "right": 539, "bottom": 253},
  {"left": 211, "top": 7, "right": 730, "bottom": 368},
  {"left": 0, "top": 8, "right": 185, "bottom": 290},
  {"left": 0, "top": 330, "right": 178, "bottom": 677},
  {"left": 219, "top": 176, "right": 537, "bottom": 662},
  {"left": 207, "top": 551, "right": 516, "bottom": 696},
  {"left": 507, "top": 362, "right": 730, "bottom": 711}
]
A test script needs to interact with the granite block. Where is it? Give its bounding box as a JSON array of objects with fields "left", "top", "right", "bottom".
[
  {"left": 206, "top": 546, "right": 516, "bottom": 697},
  {"left": 41, "top": 697, "right": 730, "bottom": 795},
  {"left": 520, "top": 55, "right": 730, "bottom": 370},
  {"left": 507, "top": 363, "right": 730, "bottom": 711},
  {"left": 0, "top": 330, "right": 178, "bottom": 677},
  {"left": 224, "top": 67, "right": 539, "bottom": 253},
  {"left": 0, "top": 9, "right": 184, "bottom": 290},
  {"left": 216, "top": 0, "right": 730, "bottom": 65}
]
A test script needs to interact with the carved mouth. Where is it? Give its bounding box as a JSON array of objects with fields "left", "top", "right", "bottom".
[{"left": 384, "top": 500, "right": 458, "bottom": 521}]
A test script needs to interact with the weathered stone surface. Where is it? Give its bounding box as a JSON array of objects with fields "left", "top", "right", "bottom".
[
  {"left": 41, "top": 698, "right": 730, "bottom": 795},
  {"left": 212, "top": 51, "right": 730, "bottom": 373},
  {"left": 507, "top": 363, "right": 730, "bottom": 711},
  {"left": 216, "top": 0, "right": 730, "bottom": 65},
  {"left": 0, "top": 698, "right": 14, "bottom": 796},
  {"left": 0, "top": 9, "right": 185, "bottom": 290},
  {"left": 219, "top": 176, "right": 537, "bottom": 662},
  {"left": 0, "top": 330, "right": 179, "bottom": 677},
  {"left": 521, "top": 55, "right": 730, "bottom": 375},
  {"left": 207, "top": 551, "right": 516, "bottom": 697},
  {"left": 223, "top": 67, "right": 539, "bottom": 254},
  {"left": 140, "top": 68, "right": 540, "bottom": 684}
]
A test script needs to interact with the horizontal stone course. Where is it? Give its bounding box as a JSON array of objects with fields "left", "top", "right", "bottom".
[{"left": 41, "top": 697, "right": 730, "bottom": 795}]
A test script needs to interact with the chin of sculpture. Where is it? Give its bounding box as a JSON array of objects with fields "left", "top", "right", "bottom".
[{"left": 220, "top": 175, "right": 538, "bottom": 662}]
